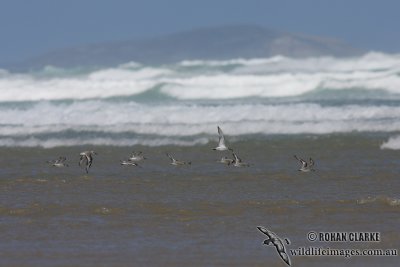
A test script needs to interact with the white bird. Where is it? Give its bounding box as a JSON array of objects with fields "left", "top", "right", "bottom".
[
  {"left": 232, "top": 152, "right": 250, "bottom": 167},
  {"left": 166, "top": 153, "right": 191, "bottom": 166},
  {"left": 294, "top": 155, "right": 315, "bottom": 172},
  {"left": 47, "top": 156, "right": 69, "bottom": 167},
  {"left": 128, "top": 151, "right": 147, "bottom": 162},
  {"left": 79, "top": 151, "right": 97, "bottom": 173},
  {"left": 212, "top": 126, "right": 233, "bottom": 151},
  {"left": 120, "top": 160, "right": 140, "bottom": 167},
  {"left": 217, "top": 156, "right": 234, "bottom": 166}
]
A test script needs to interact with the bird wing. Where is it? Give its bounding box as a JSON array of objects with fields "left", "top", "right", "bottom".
[
  {"left": 233, "top": 152, "right": 241, "bottom": 163},
  {"left": 86, "top": 154, "right": 93, "bottom": 168},
  {"left": 79, "top": 155, "right": 87, "bottom": 166},
  {"left": 257, "top": 226, "right": 273, "bottom": 239},
  {"left": 294, "top": 155, "right": 307, "bottom": 167},
  {"left": 166, "top": 153, "right": 175, "bottom": 163},
  {"left": 217, "top": 126, "right": 226, "bottom": 146},
  {"left": 257, "top": 227, "right": 284, "bottom": 244},
  {"left": 131, "top": 151, "right": 141, "bottom": 157},
  {"left": 278, "top": 251, "right": 291, "bottom": 266},
  {"left": 274, "top": 238, "right": 285, "bottom": 251}
]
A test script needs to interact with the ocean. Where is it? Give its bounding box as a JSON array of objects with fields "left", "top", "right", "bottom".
[{"left": 0, "top": 52, "right": 399, "bottom": 266}]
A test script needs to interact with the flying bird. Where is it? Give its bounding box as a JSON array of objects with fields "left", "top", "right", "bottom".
[
  {"left": 166, "top": 153, "right": 191, "bottom": 166},
  {"left": 47, "top": 156, "right": 69, "bottom": 167},
  {"left": 212, "top": 126, "right": 233, "bottom": 151},
  {"left": 120, "top": 160, "right": 140, "bottom": 167},
  {"left": 294, "top": 155, "right": 315, "bottom": 172},
  {"left": 257, "top": 226, "right": 291, "bottom": 266},
  {"left": 232, "top": 152, "right": 250, "bottom": 167},
  {"left": 79, "top": 151, "right": 97, "bottom": 173},
  {"left": 217, "top": 156, "right": 234, "bottom": 166},
  {"left": 128, "top": 151, "right": 147, "bottom": 162}
]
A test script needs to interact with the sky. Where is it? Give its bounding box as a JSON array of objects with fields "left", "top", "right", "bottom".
[{"left": 1, "top": 0, "right": 400, "bottom": 64}]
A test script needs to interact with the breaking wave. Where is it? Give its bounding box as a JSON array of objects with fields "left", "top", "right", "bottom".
[
  {"left": 0, "top": 137, "right": 209, "bottom": 148},
  {"left": 0, "top": 52, "right": 399, "bottom": 102},
  {"left": 1, "top": 102, "right": 400, "bottom": 135},
  {"left": 381, "top": 135, "right": 400, "bottom": 150},
  {"left": 1, "top": 52, "right": 400, "bottom": 147}
]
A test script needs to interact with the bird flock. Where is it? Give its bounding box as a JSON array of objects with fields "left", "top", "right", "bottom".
[{"left": 46, "top": 126, "right": 315, "bottom": 173}]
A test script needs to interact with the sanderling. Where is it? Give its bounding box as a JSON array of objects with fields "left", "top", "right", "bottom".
[
  {"left": 79, "top": 151, "right": 97, "bottom": 173},
  {"left": 47, "top": 156, "right": 69, "bottom": 167},
  {"left": 294, "top": 155, "right": 315, "bottom": 172},
  {"left": 217, "top": 156, "right": 234, "bottom": 166},
  {"left": 232, "top": 152, "right": 250, "bottom": 167},
  {"left": 166, "top": 153, "right": 191, "bottom": 166},
  {"left": 128, "top": 151, "right": 147, "bottom": 162},
  {"left": 212, "top": 126, "right": 233, "bottom": 151},
  {"left": 120, "top": 160, "right": 140, "bottom": 167}
]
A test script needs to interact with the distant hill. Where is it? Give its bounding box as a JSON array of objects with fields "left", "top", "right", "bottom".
[{"left": 10, "top": 25, "right": 364, "bottom": 70}]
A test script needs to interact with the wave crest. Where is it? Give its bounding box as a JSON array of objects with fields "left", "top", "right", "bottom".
[
  {"left": 1, "top": 102, "right": 400, "bottom": 137},
  {"left": 0, "top": 137, "right": 209, "bottom": 148},
  {"left": 1, "top": 52, "right": 400, "bottom": 102},
  {"left": 381, "top": 135, "right": 400, "bottom": 150}
]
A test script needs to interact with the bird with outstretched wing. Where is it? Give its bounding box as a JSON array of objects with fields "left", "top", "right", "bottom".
[{"left": 257, "top": 226, "right": 291, "bottom": 266}]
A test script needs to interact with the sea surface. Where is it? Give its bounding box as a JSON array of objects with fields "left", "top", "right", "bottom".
[{"left": 0, "top": 53, "right": 400, "bottom": 266}]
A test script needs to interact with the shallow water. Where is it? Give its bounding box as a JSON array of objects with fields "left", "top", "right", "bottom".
[{"left": 0, "top": 135, "right": 399, "bottom": 266}]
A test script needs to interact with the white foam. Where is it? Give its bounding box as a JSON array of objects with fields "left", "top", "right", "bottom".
[
  {"left": 0, "top": 67, "right": 171, "bottom": 102},
  {"left": 118, "top": 61, "right": 143, "bottom": 69},
  {"left": 0, "top": 52, "right": 400, "bottom": 102},
  {"left": 178, "top": 56, "right": 286, "bottom": 67},
  {"left": 1, "top": 53, "right": 400, "bottom": 147},
  {"left": 163, "top": 53, "right": 400, "bottom": 99},
  {"left": 0, "top": 137, "right": 209, "bottom": 148},
  {"left": 161, "top": 74, "right": 322, "bottom": 99},
  {"left": 381, "top": 135, "right": 400, "bottom": 150},
  {"left": 1, "top": 102, "right": 400, "bottom": 138},
  {"left": 232, "top": 52, "right": 400, "bottom": 73}
]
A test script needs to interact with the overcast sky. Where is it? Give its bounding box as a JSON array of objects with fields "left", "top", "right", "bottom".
[{"left": 1, "top": 0, "right": 399, "bottom": 63}]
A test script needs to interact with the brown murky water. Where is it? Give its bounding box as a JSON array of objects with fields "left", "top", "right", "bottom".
[{"left": 0, "top": 135, "right": 399, "bottom": 266}]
